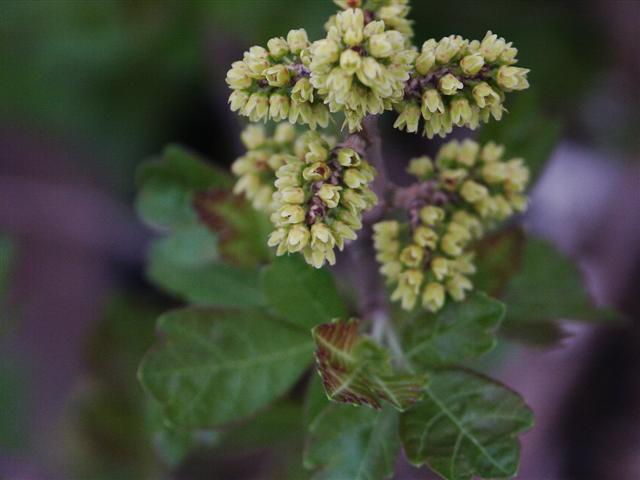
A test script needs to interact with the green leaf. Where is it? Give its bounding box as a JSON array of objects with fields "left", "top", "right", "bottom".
[
  {"left": 313, "top": 319, "right": 427, "bottom": 411},
  {"left": 262, "top": 255, "right": 348, "bottom": 330},
  {"left": 304, "top": 377, "right": 401, "bottom": 480},
  {"left": 147, "top": 238, "right": 264, "bottom": 308},
  {"left": 139, "top": 308, "right": 313, "bottom": 428},
  {"left": 136, "top": 145, "right": 231, "bottom": 229},
  {"left": 473, "top": 229, "right": 525, "bottom": 297},
  {"left": 403, "top": 292, "right": 505, "bottom": 368},
  {"left": 502, "top": 237, "right": 611, "bottom": 325},
  {"left": 193, "top": 189, "right": 272, "bottom": 267},
  {"left": 400, "top": 369, "right": 533, "bottom": 480}
]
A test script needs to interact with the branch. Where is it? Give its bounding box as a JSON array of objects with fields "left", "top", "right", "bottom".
[{"left": 347, "top": 116, "right": 390, "bottom": 333}]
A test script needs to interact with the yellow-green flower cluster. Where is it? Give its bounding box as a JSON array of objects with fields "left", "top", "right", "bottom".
[
  {"left": 268, "top": 132, "right": 377, "bottom": 268},
  {"left": 394, "top": 31, "right": 530, "bottom": 138},
  {"left": 332, "top": 0, "right": 413, "bottom": 38},
  {"left": 374, "top": 139, "right": 529, "bottom": 312},
  {"left": 226, "top": 29, "right": 330, "bottom": 129},
  {"left": 231, "top": 123, "right": 300, "bottom": 211},
  {"left": 409, "top": 139, "right": 529, "bottom": 219},
  {"left": 310, "top": 8, "right": 416, "bottom": 131}
]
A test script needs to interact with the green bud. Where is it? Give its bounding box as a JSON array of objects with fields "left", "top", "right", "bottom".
[
  {"left": 280, "top": 186, "right": 305, "bottom": 204},
  {"left": 431, "top": 257, "right": 449, "bottom": 281},
  {"left": 339, "top": 49, "right": 362, "bottom": 75},
  {"left": 496, "top": 65, "right": 530, "bottom": 91},
  {"left": 457, "top": 139, "right": 480, "bottom": 166},
  {"left": 273, "top": 123, "right": 296, "bottom": 144},
  {"left": 435, "top": 35, "right": 466, "bottom": 64},
  {"left": 278, "top": 204, "right": 305, "bottom": 224},
  {"left": 228, "top": 90, "right": 250, "bottom": 112},
  {"left": 317, "top": 183, "right": 341, "bottom": 208},
  {"left": 394, "top": 102, "right": 421, "bottom": 133},
  {"left": 287, "top": 29, "right": 309, "bottom": 54},
  {"left": 472, "top": 82, "right": 500, "bottom": 108},
  {"left": 419, "top": 205, "right": 445, "bottom": 225},
  {"left": 226, "top": 61, "right": 252, "bottom": 90},
  {"left": 460, "top": 180, "right": 489, "bottom": 203},
  {"left": 303, "top": 162, "right": 331, "bottom": 181},
  {"left": 438, "top": 73, "right": 464, "bottom": 95},
  {"left": 337, "top": 148, "right": 362, "bottom": 167},
  {"left": 344, "top": 168, "right": 368, "bottom": 189},
  {"left": 450, "top": 97, "right": 472, "bottom": 126},
  {"left": 368, "top": 32, "right": 394, "bottom": 58},
  {"left": 264, "top": 64, "right": 291, "bottom": 87},
  {"left": 415, "top": 50, "right": 435, "bottom": 75},
  {"left": 422, "top": 282, "right": 445, "bottom": 312},
  {"left": 267, "top": 36, "right": 289, "bottom": 59},
  {"left": 242, "top": 93, "right": 269, "bottom": 122},
  {"left": 240, "top": 124, "right": 266, "bottom": 149},
  {"left": 460, "top": 53, "right": 485, "bottom": 76},
  {"left": 269, "top": 93, "right": 290, "bottom": 121},
  {"left": 400, "top": 244, "right": 424, "bottom": 268},
  {"left": 446, "top": 274, "right": 472, "bottom": 301},
  {"left": 413, "top": 226, "right": 438, "bottom": 249},
  {"left": 421, "top": 88, "right": 445, "bottom": 115},
  {"left": 407, "top": 156, "right": 433, "bottom": 178}
]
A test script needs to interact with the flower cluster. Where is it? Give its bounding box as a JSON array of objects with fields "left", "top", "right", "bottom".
[
  {"left": 231, "top": 123, "right": 299, "bottom": 211},
  {"left": 268, "top": 132, "right": 377, "bottom": 268},
  {"left": 332, "top": 0, "right": 413, "bottom": 38},
  {"left": 374, "top": 139, "right": 529, "bottom": 312},
  {"left": 226, "top": 29, "right": 330, "bottom": 129},
  {"left": 395, "top": 31, "right": 530, "bottom": 138},
  {"left": 310, "top": 8, "right": 416, "bottom": 131}
]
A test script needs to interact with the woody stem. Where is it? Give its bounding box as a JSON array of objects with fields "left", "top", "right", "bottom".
[{"left": 348, "top": 116, "right": 391, "bottom": 341}]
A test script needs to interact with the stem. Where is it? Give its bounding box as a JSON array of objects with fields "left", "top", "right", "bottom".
[{"left": 347, "top": 116, "right": 391, "bottom": 336}]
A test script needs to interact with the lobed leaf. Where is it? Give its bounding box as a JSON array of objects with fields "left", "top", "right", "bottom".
[
  {"left": 136, "top": 145, "right": 231, "bottom": 230},
  {"left": 139, "top": 308, "right": 313, "bottom": 428},
  {"left": 147, "top": 237, "right": 264, "bottom": 308},
  {"left": 403, "top": 292, "right": 505, "bottom": 368},
  {"left": 400, "top": 369, "right": 533, "bottom": 480},
  {"left": 502, "top": 237, "right": 609, "bottom": 323},
  {"left": 313, "top": 319, "right": 427, "bottom": 411},
  {"left": 304, "top": 378, "right": 401, "bottom": 480},
  {"left": 262, "top": 255, "right": 348, "bottom": 330}
]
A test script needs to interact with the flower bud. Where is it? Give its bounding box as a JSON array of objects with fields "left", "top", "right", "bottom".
[
  {"left": 460, "top": 53, "right": 485, "bottom": 76},
  {"left": 472, "top": 82, "right": 500, "bottom": 108},
  {"left": 269, "top": 93, "right": 290, "bottom": 121},
  {"left": 457, "top": 139, "right": 480, "bottom": 166},
  {"left": 431, "top": 257, "right": 449, "bottom": 281},
  {"left": 435, "top": 35, "right": 465, "bottom": 64},
  {"left": 267, "top": 36, "right": 289, "bottom": 59},
  {"left": 317, "top": 184, "right": 341, "bottom": 208},
  {"left": 242, "top": 93, "right": 269, "bottom": 122},
  {"left": 339, "top": 49, "right": 361, "bottom": 74},
  {"left": 287, "top": 224, "right": 310, "bottom": 252},
  {"left": 278, "top": 204, "right": 305, "bottom": 224},
  {"left": 393, "top": 102, "right": 421, "bottom": 133},
  {"left": 496, "top": 66, "right": 530, "bottom": 91},
  {"left": 422, "top": 282, "right": 445, "bottom": 312},
  {"left": 280, "top": 186, "right": 305, "bottom": 204},
  {"left": 446, "top": 274, "right": 472, "bottom": 301},
  {"left": 273, "top": 123, "right": 296, "bottom": 144},
  {"left": 400, "top": 245, "right": 424, "bottom": 268},
  {"left": 460, "top": 180, "right": 489, "bottom": 203},
  {"left": 240, "top": 125, "right": 266, "bottom": 149},
  {"left": 420, "top": 205, "right": 445, "bottom": 225},
  {"left": 450, "top": 97, "right": 472, "bottom": 126},
  {"left": 287, "top": 29, "right": 309, "bottom": 54},
  {"left": 228, "top": 90, "right": 249, "bottom": 112},
  {"left": 368, "top": 33, "right": 394, "bottom": 58},
  {"left": 303, "top": 162, "right": 331, "bottom": 181},
  {"left": 337, "top": 148, "right": 362, "bottom": 167},
  {"left": 415, "top": 50, "right": 435, "bottom": 75},
  {"left": 344, "top": 168, "right": 368, "bottom": 189},
  {"left": 438, "top": 73, "right": 463, "bottom": 96},
  {"left": 265, "top": 64, "right": 291, "bottom": 87},
  {"left": 413, "top": 226, "right": 438, "bottom": 249},
  {"left": 407, "top": 156, "right": 433, "bottom": 178},
  {"left": 421, "top": 88, "right": 445, "bottom": 115}
]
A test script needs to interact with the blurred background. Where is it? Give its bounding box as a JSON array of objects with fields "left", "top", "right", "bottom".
[{"left": 0, "top": 1, "right": 638, "bottom": 479}]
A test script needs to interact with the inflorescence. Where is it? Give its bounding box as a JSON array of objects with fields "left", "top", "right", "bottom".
[
  {"left": 227, "top": 1, "right": 531, "bottom": 291},
  {"left": 267, "top": 132, "right": 377, "bottom": 268},
  {"left": 374, "top": 139, "right": 529, "bottom": 312},
  {"left": 395, "top": 32, "right": 530, "bottom": 138}
]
